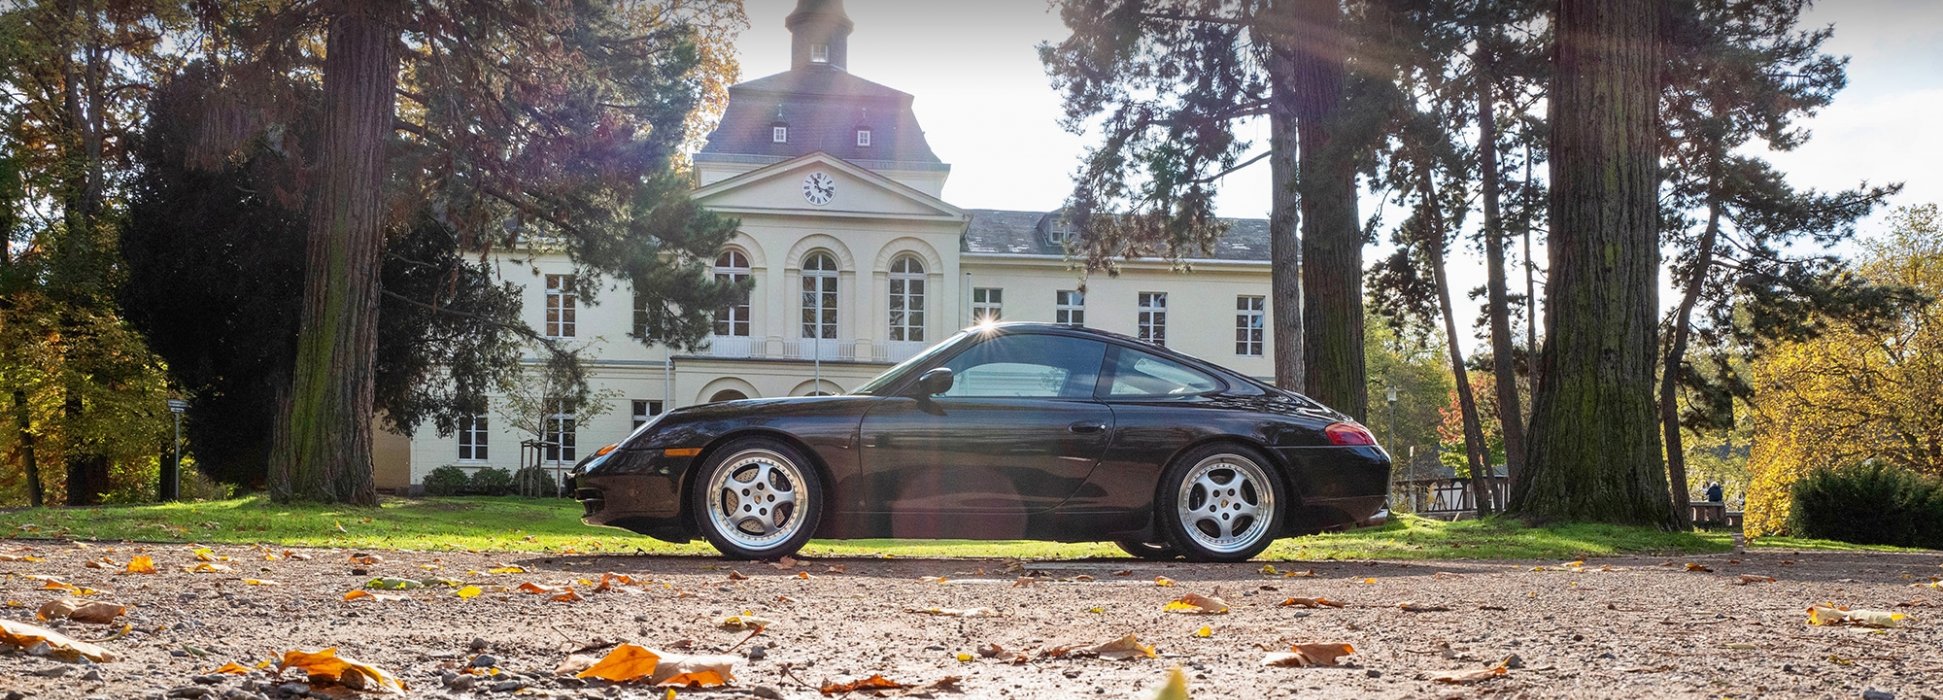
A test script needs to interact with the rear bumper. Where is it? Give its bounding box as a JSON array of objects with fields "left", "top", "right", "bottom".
[{"left": 1272, "top": 444, "right": 1391, "bottom": 534}]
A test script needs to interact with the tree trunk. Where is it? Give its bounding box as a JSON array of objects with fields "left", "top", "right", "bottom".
[
  {"left": 1476, "top": 54, "right": 1528, "bottom": 490},
  {"left": 1289, "top": 0, "right": 1367, "bottom": 420},
  {"left": 1661, "top": 197, "right": 1721, "bottom": 528},
  {"left": 13, "top": 389, "right": 43, "bottom": 507},
  {"left": 1522, "top": 146, "right": 1540, "bottom": 394},
  {"left": 1510, "top": 0, "right": 1678, "bottom": 528},
  {"left": 1267, "top": 40, "right": 1304, "bottom": 392},
  {"left": 55, "top": 0, "right": 109, "bottom": 506},
  {"left": 269, "top": 3, "right": 396, "bottom": 506},
  {"left": 1419, "top": 167, "right": 1494, "bottom": 516}
]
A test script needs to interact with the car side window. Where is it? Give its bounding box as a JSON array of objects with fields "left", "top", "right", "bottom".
[
  {"left": 1104, "top": 347, "right": 1223, "bottom": 398},
  {"left": 938, "top": 334, "right": 1105, "bottom": 399}
]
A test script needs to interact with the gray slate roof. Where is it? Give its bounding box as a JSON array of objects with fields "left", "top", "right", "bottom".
[
  {"left": 962, "top": 209, "right": 1271, "bottom": 262},
  {"left": 696, "top": 66, "right": 941, "bottom": 166}
]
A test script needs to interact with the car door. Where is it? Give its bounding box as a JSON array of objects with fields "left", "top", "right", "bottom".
[{"left": 857, "top": 332, "right": 1114, "bottom": 525}]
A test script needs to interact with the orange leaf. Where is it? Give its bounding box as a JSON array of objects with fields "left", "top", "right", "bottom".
[
  {"left": 1162, "top": 592, "right": 1229, "bottom": 614},
  {"left": 279, "top": 647, "right": 406, "bottom": 692},
  {"left": 577, "top": 644, "right": 662, "bottom": 682},
  {"left": 210, "top": 661, "right": 252, "bottom": 675},
  {"left": 657, "top": 669, "right": 729, "bottom": 688},
  {"left": 1262, "top": 642, "right": 1356, "bottom": 667},
  {"left": 0, "top": 618, "right": 117, "bottom": 662},
  {"left": 820, "top": 674, "right": 907, "bottom": 694},
  {"left": 518, "top": 582, "right": 566, "bottom": 595},
  {"left": 551, "top": 588, "right": 583, "bottom": 603},
  {"left": 1277, "top": 597, "right": 1344, "bottom": 608},
  {"left": 123, "top": 555, "right": 157, "bottom": 574}
]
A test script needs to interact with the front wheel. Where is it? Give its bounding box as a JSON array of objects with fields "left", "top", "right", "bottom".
[
  {"left": 691, "top": 438, "right": 824, "bottom": 559},
  {"left": 1155, "top": 444, "right": 1286, "bottom": 562}
]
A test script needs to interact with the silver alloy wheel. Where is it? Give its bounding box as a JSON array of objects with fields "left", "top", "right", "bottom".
[
  {"left": 704, "top": 448, "right": 807, "bottom": 552},
  {"left": 1174, "top": 453, "right": 1275, "bottom": 555}
]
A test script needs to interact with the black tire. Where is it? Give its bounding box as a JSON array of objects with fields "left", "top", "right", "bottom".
[
  {"left": 1114, "top": 539, "right": 1182, "bottom": 561},
  {"left": 690, "top": 437, "right": 824, "bottom": 559},
  {"left": 1155, "top": 443, "right": 1286, "bottom": 562}
]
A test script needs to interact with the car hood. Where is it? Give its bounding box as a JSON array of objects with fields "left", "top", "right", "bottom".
[{"left": 664, "top": 394, "right": 880, "bottom": 421}]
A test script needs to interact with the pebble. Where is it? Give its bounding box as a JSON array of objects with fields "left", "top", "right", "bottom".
[
  {"left": 447, "top": 675, "right": 477, "bottom": 691},
  {"left": 470, "top": 636, "right": 491, "bottom": 651},
  {"left": 470, "top": 653, "right": 499, "bottom": 668},
  {"left": 220, "top": 691, "right": 266, "bottom": 700},
  {"left": 31, "top": 665, "right": 73, "bottom": 678},
  {"left": 440, "top": 670, "right": 459, "bottom": 684},
  {"left": 753, "top": 687, "right": 785, "bottom": 700},
  {"left": 82, "top": 668, "right": 104, "bottom": 682},
  {"left": 1365, "top": 669, "right": 1382, "bottom": 678},
  {"left": 1863, "top": 691, "right": 1895, "bottom": 700},
  {"left": 165, "top": 686, "right": 211, "bottom": 699},
  {"left": 490, "top": 680, "right": 526, "bottom": 692},
  {"left": 748, "top": 646, "right": 767, "bottom": 661},
  {"left": 193, "top": 674, "right": 228, "bottom": 685},
  {"left": 275, "top": 682, "right": 308, "bottom": 696}
]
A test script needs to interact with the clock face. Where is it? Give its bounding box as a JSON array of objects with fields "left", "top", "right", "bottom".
[{"left": 802, "top": 171, "right": 836, "bottom": 206}]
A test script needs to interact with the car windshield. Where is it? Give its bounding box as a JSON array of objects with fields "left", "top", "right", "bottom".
[{"left": 852, "top": 329, "right": 974, "bottom": 395}]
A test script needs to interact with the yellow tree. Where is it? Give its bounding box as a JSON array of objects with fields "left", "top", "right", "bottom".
[{"left": 1746, "top": 205, "right": 1943, "bottom": 535}]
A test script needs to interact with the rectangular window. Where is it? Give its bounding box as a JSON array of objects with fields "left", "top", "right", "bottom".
[
  {"left": 972, "top": 287, "right": 1003, "bottom": 323},
  {"left": 544, "top": 398, "right": 576, "bottom": 462},
  {"left": 1056, "top": 290, "right": 1084, "bottom": 326},
  {"left": 1138, "top": 292, "right": 1167, "bottom": 346},
  {"left": 631, "top": 399, "right": 663, "bottom": 429},
  {"left": 811, "top": 43, "right": 829, "bottom": 63},
  {"left": 545, "top": 274, "right": 576, "bottom": 338},
  {"left": 456, "top": 413, "right": 488, "bottom": 461},
  {"left": 772, "top": 126, "right": 788, "bottom": 143},
  {"left": 856, "top": 129, "right": 871, "bottom": 147},
  {"left": 1236, "top": 295, "right": 1265, "bottom": 356}
]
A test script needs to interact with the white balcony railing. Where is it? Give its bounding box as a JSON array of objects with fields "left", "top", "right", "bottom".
[
  {"left": 702, "top": 334, "right": 762, "bottom": 358},
  {"left": 876, "top": 340, "right": 928, "bottom": 364},
  {"left": 691, "top": 336, "right": 931, "bottom": 363},
  {"left": 781, "top": 338, "right": 857, "bottom": 361}
]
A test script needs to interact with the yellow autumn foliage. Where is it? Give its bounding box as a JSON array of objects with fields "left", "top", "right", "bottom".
[{"left": 1746, "top": 205, "right": 1943, "bottom": 536}]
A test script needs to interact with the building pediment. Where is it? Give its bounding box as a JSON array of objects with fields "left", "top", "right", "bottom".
[{"left": 691, "top": 152, "right": 966, "bottom": 224}]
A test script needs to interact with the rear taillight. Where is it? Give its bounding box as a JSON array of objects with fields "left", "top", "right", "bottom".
[{"left": 1325, "top": 422, "right": 1376, "bottom": 446}]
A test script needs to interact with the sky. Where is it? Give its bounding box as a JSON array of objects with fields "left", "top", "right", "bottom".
[{"left": 727, "top": 0, "right": 1943, "bottom": 345}]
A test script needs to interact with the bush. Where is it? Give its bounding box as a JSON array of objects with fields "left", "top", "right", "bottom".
[
  {"left": 1788, "top": 461, "right": 1943, "bottom": 548},
  {"left": 512, "top": 466, "right": 562, "bottom": 497},
  {"left": 424, "top": 465, "right": 470, "bottom": 496},
  {"left": 468, "top": 467, "right": 514, "bottom": 496}
]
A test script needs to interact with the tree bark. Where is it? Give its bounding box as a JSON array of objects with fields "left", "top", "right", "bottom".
[
  {"left": 269, "top": 3, "right": 397, "bottom": 506},
  {"left": 12, "top": 389, "right": 43, "bottom": 507},
  {"left": 1510, "top": 0, "right": 1678, "bottom": 527},
  {"left": 1476, "top": 53, "right": 1528, "bottom": 490},
  {"left": 1267, "top": 38, "right": 1304, "bottom": 392},
  {"left": 1288, "top": 0, "right": 1367, "bottom": 419},
  {"left": 1660, "top": 196, "right": 1720, "bottom": 527},
  {"left": 1419, "top": 167, "right": 1494, "bottom": 516}
]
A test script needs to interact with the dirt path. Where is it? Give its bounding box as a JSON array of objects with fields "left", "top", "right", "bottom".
[{"left": 2, "top": 541, "right": 1939, "bottom": 699}]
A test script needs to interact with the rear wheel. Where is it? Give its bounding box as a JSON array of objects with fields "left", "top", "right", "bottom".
[
  {"left": 1114, "top": 539, "right": 1181, "bottom": 561},
  {"left": 1156, "top": 444, "right": 1285, "bottom": 562},
  {"left": 691, "top": 438, "right": 824, "bottom": 560}
]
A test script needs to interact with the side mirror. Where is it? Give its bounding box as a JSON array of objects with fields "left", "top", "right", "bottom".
[{"left": 915, "top": 367, "right": 954, "bottom": 396}]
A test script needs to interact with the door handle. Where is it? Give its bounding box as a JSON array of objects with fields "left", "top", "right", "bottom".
[{"left": 1068, "top": 421, "right": 1108, "bottom": 434}]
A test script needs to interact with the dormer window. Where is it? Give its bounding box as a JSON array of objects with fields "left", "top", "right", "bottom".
[
  {"left": 772, "top": 123, "right": 788, "bottom": 143},
  {"left": 810, "top": 43, "right": 829, "bottom": 63},
  {"left": 1047, "top": 220, "right": 1076, "bottom": 245},
  {"left": 855, "top": 128, "right": 872, "bottom": 147}
]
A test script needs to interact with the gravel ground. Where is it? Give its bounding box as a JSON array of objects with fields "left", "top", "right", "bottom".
[{"left": 2, "top": 541, "right": 1940, "bottom": 699}]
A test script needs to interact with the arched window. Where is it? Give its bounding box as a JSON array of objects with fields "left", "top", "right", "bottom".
[
  {"left": 714, "top": 250, "right": 751, "bottom": 337},
  {"left": 709, "top": 390, "right": 748, "bottom": 403},
  {"left": 801, "top": 252, "right": 838, "bottom": 340},
  {"left": 887, "top": 255, "right": 925, "bottom": 343}
]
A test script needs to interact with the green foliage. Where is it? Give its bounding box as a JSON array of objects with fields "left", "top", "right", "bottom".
[
  {"left": 1788, "top": 462, "right": 1943, "bottom": 549},
  {"left": 512, "top": 466, "right": 562, "bottom": 498},
  {"left": 468, "top": 468, "right": 513, "bottom": 496},
  {"left": 422, "top": 466, "right": 470, "bottom": 497},
  {"left": 1363, "top": 315, "right": 1452, "bottom": 472}
]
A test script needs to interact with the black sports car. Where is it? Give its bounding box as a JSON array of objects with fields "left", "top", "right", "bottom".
[{"left": 570, "top": 323, "right": 1390, "bottom": 562}]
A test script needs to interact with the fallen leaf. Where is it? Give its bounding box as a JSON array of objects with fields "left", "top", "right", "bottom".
[
  {"left": 188, "top": 562, "right": 232, "bottom": 573},
  {"left": 575, "top": 644, "right": 736, "bottom": 686},
  {"left": 551, "top": 588, "right": 583, "bottom": 603},
  {"left": 1807, "top": 604, "right": 1906, "bottom": 628},
  {"left": 1260, "top": 564, "right": 1280, "bottom": 575},
  {"left": 1282, "top": 569, "right": 1318, "bottom": 578},
  {"left": 242, "top": 579, "right": 280, "bottom": 586},
  {"left": 821, "top": 674, "right": 907, "bottom": 694},
  {"left": 365, "top": 577, "right": 422, "bottom": 590},
  {"left": 487, "top": 565, "right": 526, "bottom": 575},
  {"left": 1154, "top": 576, "right": 1176, "bottom": 587},
  {"left": 1163, "top": 592, "right": 1229, "bottom": 615},
  {"left": 0, "top": 619, "right": 117, "bottom": 662},
  {"left": 31, "top": 576, "right": 98, "bottom": 596},
  {"left": 1361, "top": 577, "right": 1377, "bottom": 584},
  {"left": 920, "top": 576, "right": 949, "bottom": 584},
  {"left": 1045, "top": 634, "right": 1157, "bottom": 660},
  {"left": 1278, "top": 597, "right": 1344, "bottom": 609},
  {"left": 796, "top": 571, "right": 812, "bottom": 580},
  {"left": 1012, "top": 576, "right": 1038, "bottom": 588},
  {"left": 1736, "top": 574, "right": 1777, "bottom": 585},
  {"left": 455, "top": 586, "right": 483, "bottom": 599},
  {"left": 518, "top": 582, "right": 569, "bottom": 595},
  {"left": 593, "top": 572, "right": 638, "bottom": 592},
  {"left": 342, "top": 590, "right": 407, "bottom": 603},
  {"left": 0, "top": 554, "right": 42, "bottom": 562},
  {"left": 1432, "top": 663, "right": 1508, "bottom": 684},
  {"left": 1153, "top": 667, "right": 1189, "bottom": 700},
  {"left": 1261, "top": 642, "right": 1356, "bottom": 667},
  {"left": 1193, "top": 625, "right": 1212, "bottom": 638},
  {"left": 1397, "top": 601, "right": 1451, "bottom": 613},
  {"left": 769, "top": 556, "right": 799, "bottom": 570},
  {"left": 280, "top": 647, "right": 406, "bottom": 693},
  {"left": 727, "top": 570, "right": 748, "bottom": 581},
  {"left": 1684, "top": 563, "right": 1713, "bottom": 573},
  {"left": 210, "top": 661, "right": 253, "bottom": 675},
  {"left": 35, "top": 598, "right": 125, "bottom": 624},
  {"left": 716, "top": 611, "right": 773, "bottom": 630}
]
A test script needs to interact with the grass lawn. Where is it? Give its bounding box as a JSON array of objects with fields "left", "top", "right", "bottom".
[{"left": 0, "top": 495, "right": 1862, "bottom": 561}]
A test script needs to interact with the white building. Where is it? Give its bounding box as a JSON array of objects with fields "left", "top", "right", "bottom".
[{"left": 373, "top": 0, "right": 1278, "bottom": 490}]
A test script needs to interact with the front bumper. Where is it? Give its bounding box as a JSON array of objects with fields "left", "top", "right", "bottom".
[{"left": 573, "top": 449, "right": 699, "bottom": 543}]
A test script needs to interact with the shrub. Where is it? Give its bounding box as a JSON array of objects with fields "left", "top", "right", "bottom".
[
  {"left": 512, "top": 466, "right": 561, "bottom": 497},
  {"left": 468, "top": 467, "right": 514, "bottom": 496},
  {"left": 1788, "top": 461, "right": 1943, "bottom": 548},
  {"left": 423, "top": 466, "right": 470, "bottom": 496}
]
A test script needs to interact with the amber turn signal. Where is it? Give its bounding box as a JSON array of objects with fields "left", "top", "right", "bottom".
[
  {"left": 594, "top": 443, "right": 618, "bottom": 457},
  {"left": 662, "top": 447, "right": 702, "bottom": 458}
]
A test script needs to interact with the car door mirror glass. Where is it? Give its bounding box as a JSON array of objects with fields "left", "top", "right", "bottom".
[{"left": 916, "top": 367, "right": 955, "bottom": 396}]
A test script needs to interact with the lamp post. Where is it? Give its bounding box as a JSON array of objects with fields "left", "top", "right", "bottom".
[
  {"left": 163, "top": 399, "right": 187, "bottom": 501},
  {"left": 1386, "top": 385, "right": 1398, "bottom": 450}
]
